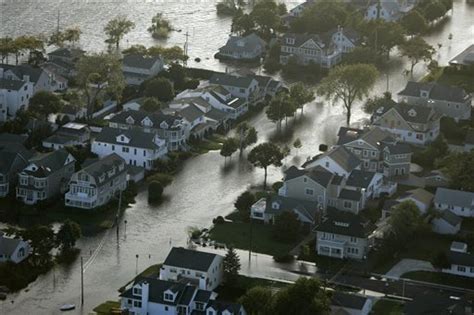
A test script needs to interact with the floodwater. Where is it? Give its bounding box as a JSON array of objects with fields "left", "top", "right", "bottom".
[{"left": 1, "top": 0, "right": 473, "bottom": 314}]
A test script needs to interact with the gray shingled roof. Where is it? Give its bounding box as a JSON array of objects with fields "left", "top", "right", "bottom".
[
  {"left": 398, "top": 81, "right": 469, "bottom": 103},
  {"left": 373, "top": 102, "right": 440, "bottom": 125},
  {"left": 26, "top": 149, "right": 73, "bottom": 177},
  {"left": 78, "top": 153, "right": 126, "bottom": 184},
  {"left": 346, "top": 170, "right": 376, "bottom": 189},
  {"left": 0, "top": 236, "right": 24, "bottom": 257},
  {"left": 110, "top": 110, "right": 183, "bottom": 131},
  {"left": 281, "top": 33, "right": 326, "bottom": 49},
  {"left": 48, "top": 47, "right": 84, "bottom": 58},
  {"left": 0, "top": 64, "right": 45, "bottom": 85},
  {"left": 94, "top": 127, "right": 162, "bottom": 150},
  {"left": 163, "top": 247, "right": 219, "bottom": 272},
  {"left": 338, "top": 189, "right": 362, "bottom": 201},
  {"left": 439, "top": 210, "right": 462, "bottom": 227},
  {"left": 209, "top": 73, "right": 255, "bottom": 89},
  {"left": 219, "top": 33, "right": 266, "bottom": 54},
  {"left": 434, "top": 188, "right": 474, "bottom": 210},
  {"left": 336, "top": 127, "right": 364, "bottom": 145},
  {"left": 446, "top": 250, "right": 474, "bottom": 267},
  {"left": 207, "top": 300, "right": 244, "bottom": 314},
  {"left": 449, "top": 44, "right": 474, "bottom": 66},
  {"left": 322, "top": 146, "right": 361, "bottom": 173},
  {"left": 0, "top": 78, "right": 26, "bottom": 90},
  {"left": 123, "top": 54, "right": 162, "bottom": 69},
  {"left": 264, "top": 194, "right": 320, "bottom": 222},
  {"left": 315, "top": 209, "right": 372, "bottom": 238},
  {"left": 284, "top": 165, "right": 334, "bottom": 188}
]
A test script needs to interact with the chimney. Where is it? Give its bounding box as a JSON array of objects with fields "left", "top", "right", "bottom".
[{"left": 23, "top": 75, "right": 30, "bottom": 83}]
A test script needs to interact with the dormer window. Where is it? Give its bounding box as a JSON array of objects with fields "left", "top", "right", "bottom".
[
  {"left": 126, "top": 116, "right": 134, "bottom": 124},
  {"left": 272, "top": 201, "right": 280, "bottom": 209},
  {"left": 164, "top": 292, "right": 175, "bottom": 302},
  {"left": 133, "top": 287, "right": 142, "bottom": 296},
  {"left": 286, "top": 37, "right": 295, "bottom": 45}
]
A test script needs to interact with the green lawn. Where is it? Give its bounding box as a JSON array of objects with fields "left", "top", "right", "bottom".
[
  {"left": 372, "top": 299, "right": 405, "bottom": 315},
  {"left": 209, "top": 221, "right": 303, "bottom": 257},
  {"left": 402, "top": 271, "right": 474, "bottom": 290},
  {"left": 215, "top": 275, "right": 289, "bottom": 301},
  {"left": 93, "top": 300, "right": 121, "bottom": 315}
]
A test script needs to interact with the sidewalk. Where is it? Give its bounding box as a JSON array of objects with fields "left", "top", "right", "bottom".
[{"left": 385, "top": 259, "right": 435, "bottom": 279}]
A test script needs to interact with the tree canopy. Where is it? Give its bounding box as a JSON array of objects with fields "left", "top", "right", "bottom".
[
  {"left": 104, "top": 16, "right": 135, "bottom": 49},
  {"left": 148, "top": 13, "right": 172, "bottom": 39},
  {"left": 56, "top": 220, "right": 82, "bottom": 251},
  {"left": 223, "top": 247, "right": 241, "bottom": 283},
  {"left": 236, "top": 123, "right": 258, "bottom": 155},
  {"left": 220, "top": 137, "right": 239, "bottom": 164},
  {"left": 289, "top": 83, "right": 315, "bottom": 115},
  {"left": 436, "top": 151, "right": 474, "bottom": 191},
  {"left": 141, "top": 97, "right": 162, "bottom": 113},
  {"left": 29, "top": 91, "right": 63, "bottom": 118},
  {"left": 291, "top": 1, "right": 349, "bottom": 34},
  {"left": 143, "top": 77, "right": 175, "bottom": 101},
  {"left": 399, "top": 36, "right": 434, "bottom": 75},
  {"left": 317, "top": 63, "right": 378, "bottom": 125},
  {"left": 248, "top": 143, "right": 284, "bottom": 189}
]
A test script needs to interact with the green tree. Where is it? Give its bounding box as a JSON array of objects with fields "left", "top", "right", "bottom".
[
  {"left": 104, "top": 16, "right": 135, "bottom": 49},
  {"left": 234, "top": 191, "right": 255, "bottom": 221},
  {"left": 424, "top": 1, "right": 447, "bottom": 22},
  {"left": 401, "top": 10, "right": 428, "bottom": 35},
  {"left": 223, "top": 247, "right": 241, "bottom": 283},
  {"left": 317, "top": 64, "right": 378, "bottom": 125},
  {"left": 388, "top": 201, "right": 426, "bottom": 243},
  {"left": 343, "top": 46, "right": 381, "bottom": 66},
  {"left": 248, "top": 143, "right": 284, "bottom": 190},
  {"left": 250, "top": 0, "right": 281, "bottom": 39},
  {"left": 29, "top": 91, "right": 63, "bottom": 118},
  {"left": 431, "top": 251, "right": 450, "bottom": 269},
  {"left": 216, "top": 0, "right": 242, "bottom": 16},
  {"left": 361, "top": 20, "right": 405, "bottom": 58},
  {"left": 291, "top": 1, "right": 349, "bottom": 34},
  {"left": 148, "top": 13, "right": 172, "bottom": 39},
  {"left": 148, "top": 181, "right": 164, "bottom": 203},
  {"left": 399, "top": 36, "right": 435, "bottom": 75},
  {"left": 239, "top": 286, "right": 273, "bottom": 315},
  {"left": 20, "top": 225, "right": 56, "bottom": 267},
  {"left": 56, "top": 220, "right": 82, "bottom": 251},
  {"left": 293, "top": 138, "right": 302, "bottom": 155},
  {"left": 143, "top": 77, "right": 175, "bottom": 102},
  {"left": 141, "top": 97, "right": 161, "bottom": 113},
  {"left": 270, "top": 278, "right": 330, "bottom": 315},
  {"left": 273, "top": 211, "right": 300, "bottom": 242},
  {"left": 76, "top": 53, "right": 125, "bottom": 117},
  {"left": 266, "top": 93, "right": 294, "bottom": 129},
  {"left": 147, "top": 46, "right": 188, "bottom": 64},
  {"left": 236, "top": 122, "right": 258, "bottom": 156},
  {"left": 362, "top": 92, "right": 394, "bottom": 114},
  {"left": 436, "top": 151, "right": 474, "bottom": 191},
  {"left": 289, "top": 83, "right": 315, "bottom": 115},
  {"left": 122, "top": 44, "right": 148, "bottom": 56},
  {"left": 0, "top": 37, "right": 15, "bottom": 64},
  {"left": 232, "top": 12, "right": 255, "bottom": 36},
  {"left": 63, "top": 27, "right": 82, "bottom": 46},
  {"left": 220, "top": 137, "right": 239, "bottom": 164}
]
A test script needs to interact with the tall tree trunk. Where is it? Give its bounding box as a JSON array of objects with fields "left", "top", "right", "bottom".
[
  {"left": 346, "top": 107, "right": 351, "bottom": 126},
  {"left": 263, "top": 167, "right": 267, "bottom": 190}
]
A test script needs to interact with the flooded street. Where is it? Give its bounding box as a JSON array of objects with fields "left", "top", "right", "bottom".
[{"left": 1, "top": 0, "right": 474, "bottom": 314}]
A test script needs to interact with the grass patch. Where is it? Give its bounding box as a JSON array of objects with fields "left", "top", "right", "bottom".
[
  {"left": 146, "top": 172, "right": 174, "bottom": 186},
  {"left": 372, "top": 299, "right": 404, "bottom": 315},
  {"left": 215, "top": 274, "right": 288, "bottom": 301},
  {"left": 423, "top": 67, "right": 474, "bottom": 93},
  {"left": 398, "top": 233, "right": 453, "bottom": 261},
  {"left": 118, "top": 264, "right": 162, "bottom": 293},
  {"left": 209, "top": 221, "right": 303, "bottom": 257},
  {"left": 402, "top": 271, "right": 474, "bottom": 290},
  {"left": 461, "top": 218, "right": 474, "bottom": 231},
  {"left": 93, "top": 300, "right": 121, "bottom": 315}
]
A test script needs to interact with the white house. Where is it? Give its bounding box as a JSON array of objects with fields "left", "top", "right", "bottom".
[
  {"left": 303, "top": 146, "right": 361, "bottom": 178},
  {"left": 217, "top": 33, "right": 266, "bottom": 61},
  {"left": 397, "top": 188, "right": 434, "bottom": 214},
  {"left": 208, "top": 73, "right": 259, "bottom": 102},
  {"left": 331, "top": 291, "right": 373, "bottom": 315},
  {"left": 431, "top": 210, "right": 462, "bottom": 235},
  {"left": 345, "top": 170, "right": 385, "bottom": 208},
  {"left": 329, "top": 26, "right": 360, "bottom": 53},
  {"left": 120, "top": 276, "right": 246, "bottom": 315},
  {"left": 365, "top": 0, "right": 415, "bottom": 22},
  {"left": 0, "top": 75, "right": 34, "bottom": 122},
  {"left": 42, "top": 122, "right": 91, "bottom": 150},
  {"left": 1, "top": 64, "right": 59, "bottom": 94},
  {"left": 65, "top": 154, "right": 128, "bottom": 209},
  {"left": 159, "top": 247, "right": 224, "bottom": 291},
  {"left": 92, "top": 127, "right": 167, "bottom": 170},
  {"left": 434, "top": 188, "right": 474, "bottom": 218},
  {"left": 442, "top": 242, "right": 474, "bottom": 278},
  {"left": 0, "top": 233, "right": 30, "bottom": 264},
  {"left": 122, "top": 54, "right": 164, "bottom": 86}
]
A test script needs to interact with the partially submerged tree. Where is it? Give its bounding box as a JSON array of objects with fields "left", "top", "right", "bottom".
[
  {"left": 248, "top": 143, "right": 284, "bottom": 190},
  {"left": 104, "top": 16, "right": 135, "bottom": 49},
  {"left": 223, "top": 247, "right": 241, "bottom": 283},
  {"left": 220, "top": 137, "right": 239, "bottom": 164},
  {"left": 236, "top": 122, "right": 258, "bottom": 156},
  {"left": 399, "top": 36, "right": 435, "bottom": 75},
  {"left": 56, "top": 220, "right": 82, "bottom": 252},
  {"left": 317, "top": 64, "right": 378, "bottom": 125},
  {"left": 289, "top": 82, "right": 315, "bottom": 115},
  {"left": 148, "top": 13, "right": 172, "bottom": 39}
]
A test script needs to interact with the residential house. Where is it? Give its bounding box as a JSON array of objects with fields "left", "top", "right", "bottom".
[
  {"left": 0, "top": 233, "right": 30, "bottom": 264},
  {"left": 159, "top": 247, "right": 223, "bottom": 291},
  {"left": 16, "top": 149, "right": 76, "bottom": 205},
  {"left": 328, "top": 26, "right": 360, "bottom": 54},
  {"left": 330, "top": 291, "right": 373, "bottom": 315},
  {"left": 250, "top": 194, "right": 320, "bottom": 226},
  {"left": 209, "top": 73, "right": 260, "bottom": 102},
  {"left": 315, "top": 209, "right": 373, "bottom": 260},
  {"left": 56, "top": 105, "right": 87, "bottom": 122},
  {"left": 303, "top": 146, "right": 361, "bottom": 178},
  {"left": 42, "top": 122, "right": 91, "bottom": 150},
  {"left": 464, "top": 129, "right": 474, "bottom": 152},
  {"left": 0, "top": 138, "right": 32, "bottom": 197},
  {"left": 217, "top": 33, "right": 266, "bottom": 61},
  {"left": 449, "top": 44, "right": 474, "bottom": 70},
  {"left": 92, "top": 127, "right": 167, "bottom": 170},
  {"left": 397, "top": 188, "right": 434, "bottom": 214},
  {"left": 122, "top": 54, "right": 164, "bottom": 86},
  {"left": 65, "top": 154, "right": 127, "bottom": 209},
  {"left": 337, "top": 127, "right": 412, "bottom": 178},
  {"left": 41, "top": 65, "right": 68, "bottom": 91},
  {"left": 248, "top": 74, "right": 284, "bottom": 99},
  {"left": 398, "top": 81, "right": 472, "bottom": 121},
  {"left": 0, "top": 64, "right": 58, "bottom": 93},
  {"left": 123, "top": 97, "right": 146, "bottom": 112},
  {"left": 434, "top": 188, "right": 474, "bottom": 218},
  {"left": 120, "top": 276, "right": 246, "bottom": 315},
  {"left": 371, "top": 102, "right": 442, "bottom": 145},
  {"left": 109, "top": 110, "right": 188, "bottom": 151},
  {"left": 431, "top": 210, "right": 462, "bottom": 235},
  {"left": 279, "top": 33, "right": 342, "bottom": 68},
  {"left": 0, "top": 74, "right": 34, "bottom": 122},
  {"left": 424, "top": 170, "right": 450, "bottom": 188},
  {"left": 46, "top": 47, "right": 84, "bottom": 78},
  {"left": 345, "top": 170, "right": 385, "bottom": 207},
  {"left": 176, "top": 85, "right": 248, "bottom": 120},
  {"left": 442, "top": 242, "right": 474, "bottom": 278},
  {"left": 365, "top": 0, "right": 415, "bottom": 22},
  {"left": 404, "top": 293, "right": 472, "bottom": 315}
]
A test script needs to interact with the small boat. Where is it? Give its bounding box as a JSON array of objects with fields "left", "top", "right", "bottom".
[{"left": 60, "top": 304, "right": 76, "bottom": 311}]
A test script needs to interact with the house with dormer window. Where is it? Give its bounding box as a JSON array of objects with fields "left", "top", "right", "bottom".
[
  {"left": 91, "top": 127, "right": 167, "bottom": 170},
  {"left": 315, "top": 209, "right": 374, "bottom": 260},
  {"left": 303, "top": 146, "right": 361, "bottom": 178},
  {"left": 109, "top": 110, "right": 188, "bottom": 151},
  {"left": 217, "top": 33, "right": 266, "bottom": 61},
  {"left": 160, "top": 247, "right": 224, "bottom": 291},
  {"left": 119, "top": 276, "right": 246, "bottom": 315},
  {"left": 370, "top": 102, "right": 441, "bottom": 145},
  {"left": 65, "top": 154, "right": 127, "bottom": 209},
  {"left": 16, "top": 149, "right": 76, "bottom": 205}
]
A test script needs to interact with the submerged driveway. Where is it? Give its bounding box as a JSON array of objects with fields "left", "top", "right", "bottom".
[{"left": 385, "top": 259, "right": 435, "bottom": 279}]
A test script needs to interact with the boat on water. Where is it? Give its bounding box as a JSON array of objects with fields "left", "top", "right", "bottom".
[{"left": 60, "top": 304, "right": 76, "bottom": 311}]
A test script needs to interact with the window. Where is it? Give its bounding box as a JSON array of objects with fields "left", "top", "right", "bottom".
[
  {"left": 112, "top": 145, "right": 115, "bottom": 151},
  {"left": 133, "top": 287, "right": 142, "bottom": 296},
  {"left": 133, "top": 300, "right": 142, "bottom": 308},
  {"left": 350, "top": 237, "right": 357, "bottom": 243},
  {"left": 122, "top": 147, "right": 129, "bottom": 153},
  {"left": 305, "top": 188, "right": 314, "bottom": 195},
  {"left": 164, "top": 293, "right": 174, "bottom": 301},
  {"left": 303, "top": 177, "right": 307, "bottom": 182},
  {"left": 457, "top": 266, "right": 466, "bottom": 272},
  {"left": 343, "top": 201, "right": 352, "bottom": 209},
  {"left": 325, "top": 161, "right": 329, "bottom": 168},
  {"left": 143, "top": 150, "right": 146, "bottom": 157}
]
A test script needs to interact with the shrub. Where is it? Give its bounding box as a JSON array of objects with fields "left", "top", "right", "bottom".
[
  {"left": 148, "top": 181, "right": 164, "bottom": 203},
  {"left": 273, "top": 253, "right": 294, "bottom": 263},
  {"left": 213, "top": 216, "right": 225, "bottom": 225}
]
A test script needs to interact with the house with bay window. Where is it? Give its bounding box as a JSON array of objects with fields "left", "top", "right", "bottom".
[
  {"left": 160, "top": 247, "right": 223, "bottom": 291},
  {"left": 65, "top": 153, "right": 127, "bottom": 209},
  {"left": 16, "top": 149, "right": 76, "bottom": 205},
  {"left": 91, "top": 127, "right": 167, "bottom": 170},
  {"left": 315, "top": 209, "right": 374, "bottom": 260}
]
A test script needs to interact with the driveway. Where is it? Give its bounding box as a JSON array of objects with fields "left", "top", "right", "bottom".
[{"left": 385, "top": 259, "right": 435, "bottom": 279}]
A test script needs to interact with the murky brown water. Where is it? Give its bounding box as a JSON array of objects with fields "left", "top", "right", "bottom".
[{"left": 1, "top": 1, "right": 473, "bottom": 314}]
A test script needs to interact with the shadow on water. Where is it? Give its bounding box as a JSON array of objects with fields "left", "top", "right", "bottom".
[
  {"left": 268, "top": 114, "right": 316, "bottom": 144},
  {"left": 425, "top": 16, "right": 452, "bottom": 35}
]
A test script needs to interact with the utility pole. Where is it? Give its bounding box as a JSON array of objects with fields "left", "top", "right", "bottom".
[
  {"left": 56, "top": 10, "right": 60, "bottom": 36},
  {"left": 116, "top": 189, "right": 122, "bottom": 239},
  {"left": 386, "top": 73, "right": 389, "bottom": 92},
  {"left": 80, "top": 256, "right": 84, "bottom": 306},
  {"left": 248, "top": 219, "right": 253, "bottom": 262},
  {"left": 183, "top": 30, "right": 190, "bottom": 67}
]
